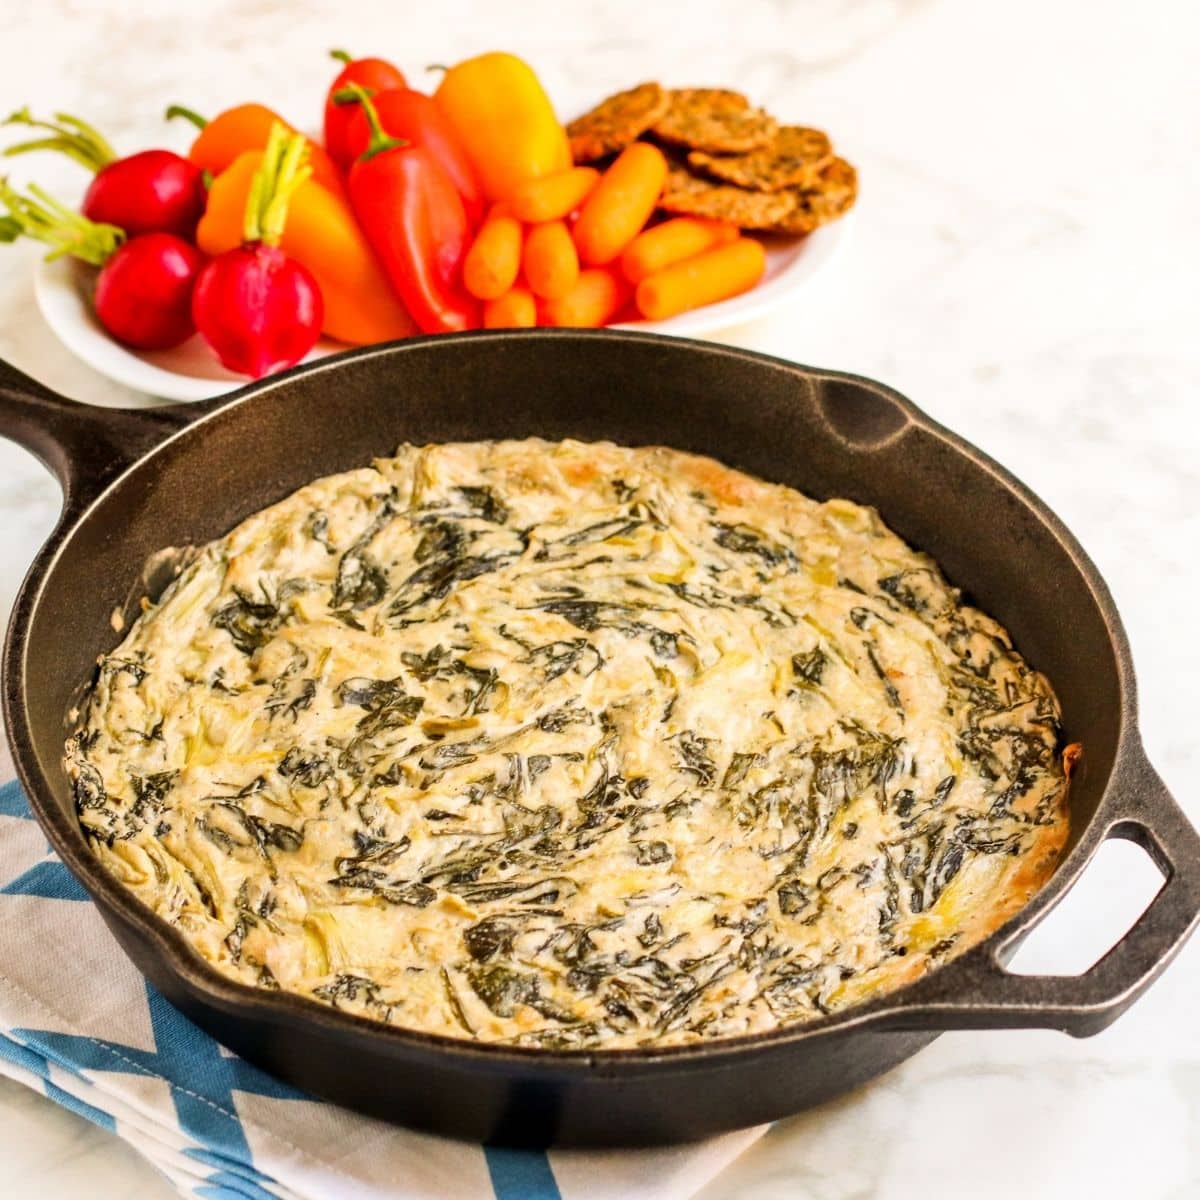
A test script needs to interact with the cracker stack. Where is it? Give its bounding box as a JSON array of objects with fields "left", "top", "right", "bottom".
[{"left": 568, "top": 84, "right": 857, "bottom": 235}]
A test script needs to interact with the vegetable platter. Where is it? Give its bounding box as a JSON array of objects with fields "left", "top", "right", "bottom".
[{"left": 3, "top": 51, "right": 856, "bottom": 398}]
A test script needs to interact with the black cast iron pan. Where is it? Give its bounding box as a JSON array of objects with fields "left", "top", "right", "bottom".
[{"left": 2, "top": 330, "right": 1198, "bottom": 1147}]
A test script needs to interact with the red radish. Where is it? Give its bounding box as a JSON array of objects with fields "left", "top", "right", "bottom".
[
  {"left": 85, "top": 149, "right": 205, "bottom": 239},
  {"left": 94, "top": 233, "right": 205, "bottom": 349},
  {"left": 191, "top": 124, "right": 323, "bottom": 377},
  {"left": 192, "top": 243, "right": 321, "bottom": 376},
  {"left": 2, "top": 107, "right": 205, "bottom": 238},
  {"left": 0, "top": 178, "right": 203, "bottom": 350}
]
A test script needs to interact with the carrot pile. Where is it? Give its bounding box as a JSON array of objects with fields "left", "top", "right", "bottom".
[
  {"left": 462, "top": 136, "right": 765, "bottom": 328},
  {"left": 1, "top": 50, "right": 778, "bottom": 379}
]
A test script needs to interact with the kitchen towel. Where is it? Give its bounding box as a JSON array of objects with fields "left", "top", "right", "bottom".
[{"left": 0, "top": 776, "right": 765, "bottom": 1200}]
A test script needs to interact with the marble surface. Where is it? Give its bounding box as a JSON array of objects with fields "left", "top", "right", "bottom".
[{"left": 0, "top": 0, "right": 1198, "bottom": 1196}]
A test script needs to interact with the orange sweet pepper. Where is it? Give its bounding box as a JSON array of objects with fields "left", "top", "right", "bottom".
[
  {"left": 433, "top": 53, "right": 570, "bottom": 202},
  {"left": 196, "top": 149, "right": 415, "bottom": 345},
  {"left": 169, "top": 103, "right": 345, "bottom": 197}
]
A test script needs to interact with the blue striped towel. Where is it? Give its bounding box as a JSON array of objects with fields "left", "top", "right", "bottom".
[{"left": 0, "top": 777, "right": 764, "bottom": 1198}]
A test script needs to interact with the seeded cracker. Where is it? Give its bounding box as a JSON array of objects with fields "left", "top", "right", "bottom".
[
  {"left": 567, "top": 82, "right": 670, "bottom": 163},
  {"left": 652, "top": 88, "right": 778, "bottom": 154},
  {"left": 768, "top": 156, "right": 858, "bottom": 234},
  {"left": 688, "top": 125, "right": 834, "bottom": 192},
  {"left": 659, "top": 163, "right": 798, "bottom": 229},
  {"left": 806, "top": 156, "right": 858, "bottom": 219}
]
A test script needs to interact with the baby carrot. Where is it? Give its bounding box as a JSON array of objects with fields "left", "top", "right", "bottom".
[
  {"left": 573, "top": 142, "right": 668, "bottom": 267},
  {"left": 523, "top": 220, "right": 579, "bottom": 300},
  {"left": 463, "top": 209, "right": 523, "bottom": 300},
  {"left": 540, "top": 267, "right": 628, "bottom": 327},
  {"left": 483, "top": 285, "right": 537, "bottom": 328},
  {"left": 508, "top": 166, "right": 599, "bottom": 223},
  {"left": 621, "top": 217, "right": 738, "bottom": 284},
  {"left": 636, "top": 237, "right": 766, "bottom": 321}
]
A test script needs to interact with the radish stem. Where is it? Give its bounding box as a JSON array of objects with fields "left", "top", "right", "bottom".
[
  {"left": 0, "top": 176, "right": 123, "bottom": 264},
  {"left": 2, "top": 107, "right": 117, "bottom": 172},
  {"left": 243, "top": 124, "right": 311, "bottom": 246}
]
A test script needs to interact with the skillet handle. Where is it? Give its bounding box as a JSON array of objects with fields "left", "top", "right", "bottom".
[
  {"left": 0, "top": 357, "right": 195, "bottom": 512},
  {"left": 881, "top": 748, "right": 1200, "bottom": 1037}
]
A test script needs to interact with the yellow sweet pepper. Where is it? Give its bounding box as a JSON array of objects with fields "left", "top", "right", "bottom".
[
  {"left": 434, "top": 52, "right": 571, "bottom": 202},
  {"left": 197, "top": 150, "right": 415, "bottom": 346}
]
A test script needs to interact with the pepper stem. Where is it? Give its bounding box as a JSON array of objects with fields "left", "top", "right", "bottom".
[
  {"left": 329, "top": 49, "right": 354, "bottom": 64},
  {"left": 341, "top": 84, "right": 406, "bottom": 162},
  {"left": 332, "top": 85, "right": 376, "bottom": 107},
  {"left": 0, "top": 176, "right": 123, "bottom": 265},
  {"left": 243, "top": 123, "right": 311, "bottom": 247},
  {"left": 2, "top": 107, "right": 118, "bottom": 173},
  {"left": 165, "top": 104, "right": 208, "bottom": 130}
]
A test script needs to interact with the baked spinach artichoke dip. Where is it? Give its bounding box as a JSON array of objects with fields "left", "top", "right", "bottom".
[{"left": 67, "top": 439, "right": 1073, "bottom": 1048}]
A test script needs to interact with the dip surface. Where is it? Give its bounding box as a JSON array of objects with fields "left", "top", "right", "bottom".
[{"left": 68, "top": 439, "right": 1070, "bottom": 1047}]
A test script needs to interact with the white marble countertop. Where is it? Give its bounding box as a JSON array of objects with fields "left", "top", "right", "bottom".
[{"left": 0, "top": 0, "right": 1197, "bottom": 1196}]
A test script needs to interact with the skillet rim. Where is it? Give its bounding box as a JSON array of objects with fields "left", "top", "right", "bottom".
[{"left": 1, "top": 328, "right": 1145, "bottom": 1069}]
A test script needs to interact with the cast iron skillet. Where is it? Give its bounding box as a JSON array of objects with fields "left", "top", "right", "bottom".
[{"left": 2, "top": 330, "right": 1198, "bottom": 1147}]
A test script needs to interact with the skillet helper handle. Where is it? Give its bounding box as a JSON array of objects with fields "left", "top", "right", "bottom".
[
  {"left": 0, "top": 356, "right": 191, "bottom": 512},
  {"left": 886, "top": 749, "right": 1200, "bottom": 1037}
]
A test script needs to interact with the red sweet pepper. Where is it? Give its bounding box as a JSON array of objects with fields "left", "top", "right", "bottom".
[
  {"left": 345, "top": 89, "right": 478, "bottom": 334},
  {"left": 339, "top": 87, "right": 484, "bottom": 228},
  {"left": 323, "top": 50, "right": 408, "bottom": 170}
]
